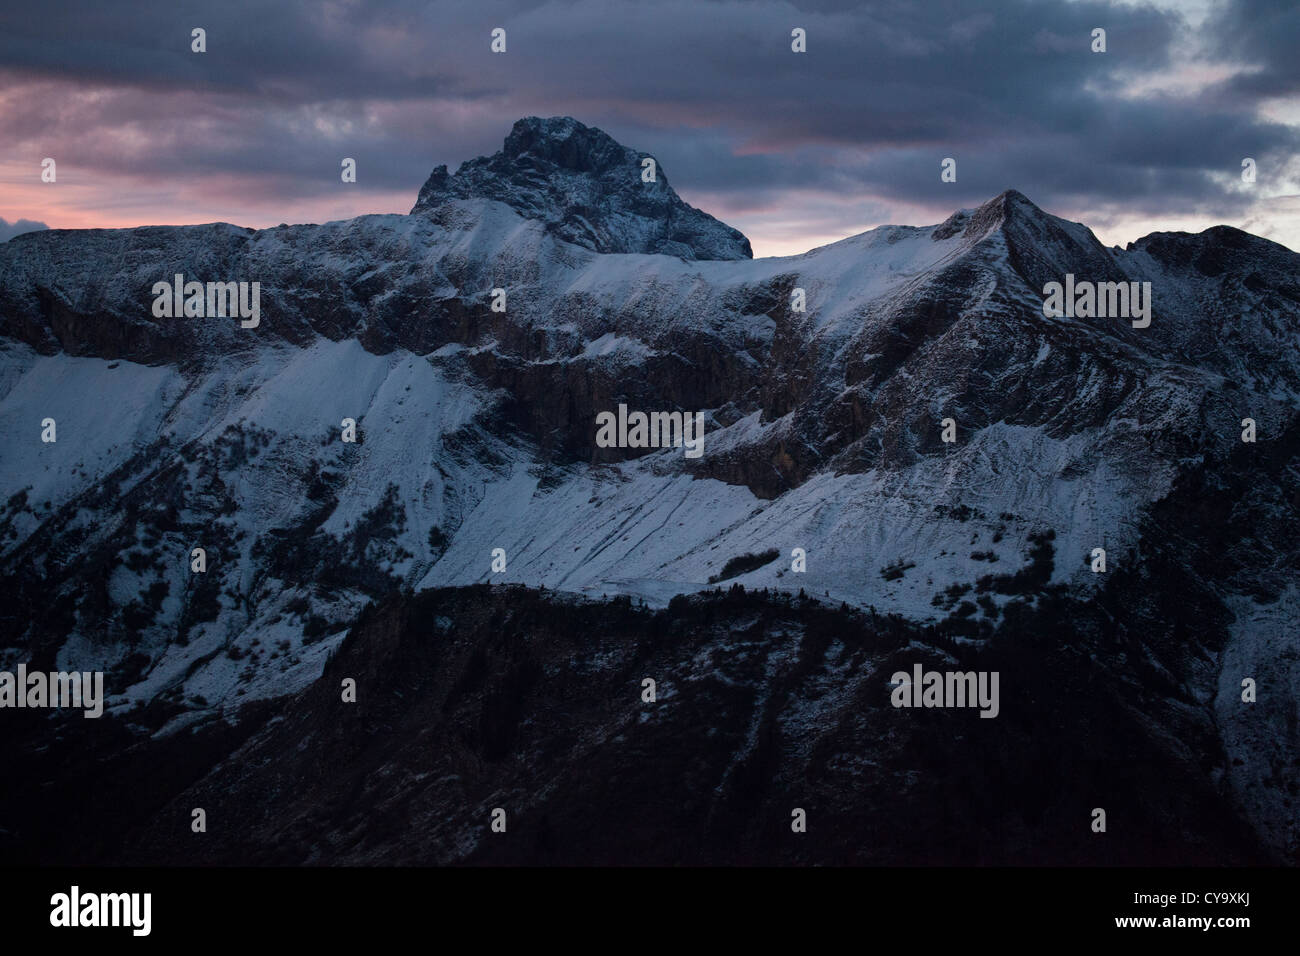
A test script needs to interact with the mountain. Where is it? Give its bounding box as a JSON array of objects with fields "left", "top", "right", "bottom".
[
  {"left": 412, "top": 116, "right": 753, "bottom": 260},
  {"left": 1, "top": 117, "right": 1297, "bottom": 865}
]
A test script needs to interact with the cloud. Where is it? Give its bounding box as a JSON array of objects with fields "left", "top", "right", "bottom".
[
  {"left": 1204, "top": 0, "right": 1300, "bottom": 100},
  {"left": 0, "top": 0, "right": 1295, "bottom": 253},
  {"left": 0, "top": 217, "right": 48, "bottom": 242}
]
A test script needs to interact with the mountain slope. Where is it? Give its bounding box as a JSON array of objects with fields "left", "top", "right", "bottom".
[{"left": 0, "top": 117, "right": 1297, "bottom": 863}]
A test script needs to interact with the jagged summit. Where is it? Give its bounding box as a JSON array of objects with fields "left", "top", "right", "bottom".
[
  {"left": 968, "top": 188, "right": 1049, "bottom": 229},
  {"left": 932, "top": 190, "right": 1057, "bottom": 239},
  {"left": 925, "top": 187, "right": 1121, "bottom": 292},
  {"left": 411, "top": 116, "right": 752, "bottom": 261}
]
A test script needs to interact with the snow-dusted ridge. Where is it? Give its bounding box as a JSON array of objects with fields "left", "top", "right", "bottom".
[{"left": 1, "top": 120, "right": 1299, "bottom": 858}]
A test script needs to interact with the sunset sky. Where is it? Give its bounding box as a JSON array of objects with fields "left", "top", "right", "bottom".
[{"left": 1, "top": 0, "right": 1297, "bottom": 256}]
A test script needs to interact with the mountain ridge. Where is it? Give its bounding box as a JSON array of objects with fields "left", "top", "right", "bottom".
[{"left": 1, "top": 116, "right": 1298, "bottom": 864}]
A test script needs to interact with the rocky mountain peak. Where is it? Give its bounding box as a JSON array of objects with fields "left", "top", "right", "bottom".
[
  {"left": 499, "top": 115, "right": 631, "bottom": 174},
  {"left": 411, "top": 116, "right": 752, "bottom": 260},
  {"left": 931, "top": 189, "right": 1046, "bottom": 240},
  {"left": 963, "top": 189, "right": 1051, "bottom": 234},
  {"left": 938, "top": 187, "right": 1120, "bottom": 290}
]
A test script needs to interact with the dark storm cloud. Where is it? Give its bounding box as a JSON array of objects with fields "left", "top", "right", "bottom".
[
  {"left": 0, "top": 0, "right": 463, "bottom": 99},
  {"left": 1205, "top": 0, "right": 1300, "bottom": 99},
  {"left": 0, "top": 0, "right": 1294, "bottom": 236}
]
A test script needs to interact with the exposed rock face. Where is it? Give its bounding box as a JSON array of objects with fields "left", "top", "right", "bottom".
[
  {"left": 1, "top": 120, "right": 1298, "bottom": 864},
  {"left": 412, "top": 116, "right": 753, "bottom": 260},
  {"left": 3, "top": 587, "right": 1273, "bottom": 866}
]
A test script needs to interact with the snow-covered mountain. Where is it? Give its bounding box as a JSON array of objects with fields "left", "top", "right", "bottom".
[
  {"left": 412, "top": 115, "right": 753, "bottom": 260},
  {"left": 1, "top": 116, "right": 1297, "bottom": 863}
]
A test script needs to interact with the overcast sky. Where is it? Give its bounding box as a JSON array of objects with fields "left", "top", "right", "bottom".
[{"left": 1, "top": 0, "right": 1296, "bottom": 256}]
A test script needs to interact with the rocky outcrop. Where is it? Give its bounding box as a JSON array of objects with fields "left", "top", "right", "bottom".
[{"left": 413, "top": 116, "right": 752, "bottom": 260}]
